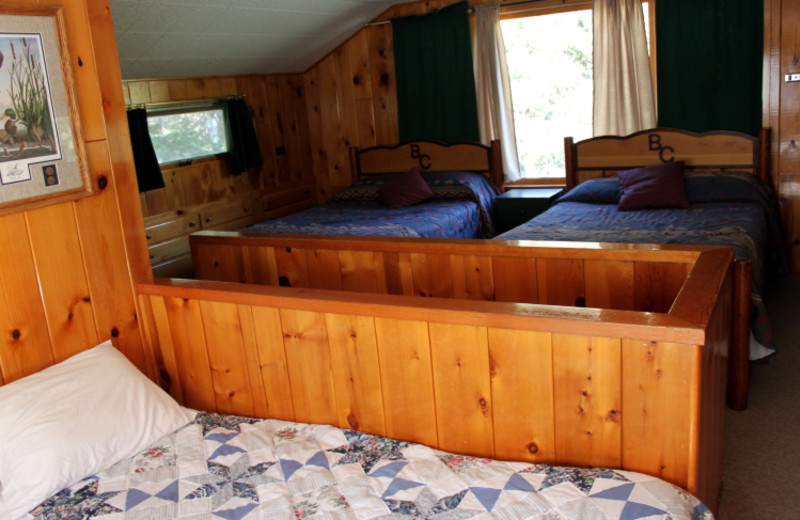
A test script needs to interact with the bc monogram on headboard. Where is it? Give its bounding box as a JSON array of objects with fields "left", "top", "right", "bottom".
[
  {"left": 409, "top": 144, "right": 432, "bottom": 169},
  {"left": 648, "top": 133, "right": 675, "bottom": 163}
]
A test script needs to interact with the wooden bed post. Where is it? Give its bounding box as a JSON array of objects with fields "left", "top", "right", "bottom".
[
  {"left": 564, "top": 137, "right": 577, "bottom": 190},
  {"left": 348, "top": 145, "right": 360, "bottom": 182},
  {"left": 758, "top": 127, "right": 772, "bottom": 186},
  {"left": 729, "top": 259, "right": 752, "bottom": 411},
  {"left": 489, "top": 139, "right": 505, "bottom": 190}
]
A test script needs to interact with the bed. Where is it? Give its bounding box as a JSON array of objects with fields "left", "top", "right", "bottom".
[
  {"left": 495, "top": 128, "right": 788, "bottom": 410},
  {"left": 0, "top": 340, "right": 714, "bottom": 520},
  {"left": 241, "top": 140, "right": 503, "bottom": 239}
]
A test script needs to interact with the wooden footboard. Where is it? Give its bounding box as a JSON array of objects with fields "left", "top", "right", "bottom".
[{"left": 141, "top": 241, "right": 732, "bottom": 513}]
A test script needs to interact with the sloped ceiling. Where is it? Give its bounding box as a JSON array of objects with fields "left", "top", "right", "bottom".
[{"left": 109, "top": 0, "right": 403, "bottom": 80}]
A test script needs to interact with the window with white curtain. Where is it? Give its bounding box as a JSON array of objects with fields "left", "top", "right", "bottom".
[{"left": 500, "top": 1, "right": 652, "bottom": 182}]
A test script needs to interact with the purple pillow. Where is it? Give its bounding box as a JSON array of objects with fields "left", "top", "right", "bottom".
[
  {"left": 378, "top": 167, "right": 434, "bottom": 209},
  {"left": 617, "top": 162, "right": 688, "bottom": 211}
]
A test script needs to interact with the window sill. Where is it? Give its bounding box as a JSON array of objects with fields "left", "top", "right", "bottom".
[{"left": 503, "top": 178, "right": 566, "bottom": 191}]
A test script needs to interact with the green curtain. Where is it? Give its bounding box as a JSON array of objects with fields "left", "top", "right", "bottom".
[
  {"left": 224, "top": 98, "right": 263, "bottom": 175},
  {"left": 656, "top": 0, "right": 763, "bottom": 135},
  {"left": 126, "top": 108, "right": 164, "bottom": 192},
  {"left": 392, "top": 1, "right": 480, "bottom": 143}
]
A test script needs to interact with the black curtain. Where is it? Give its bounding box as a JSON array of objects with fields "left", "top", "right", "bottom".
[
  {"left": 392, "top": 1, "right": 480, "bottom": 143},
  {"left": 126, "top": 108, "right": 164, "bottom": 192},
  {"left": 224, "top": 98, "right": 263, "bottom": 175},
  {"left": 656, "top": 0, "right": 763, "bottom": 135}
]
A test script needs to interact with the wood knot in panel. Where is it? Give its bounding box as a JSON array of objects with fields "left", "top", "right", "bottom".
[
  {"left": 347, "top": 412, "right": 360, "bottom": 429},
  {"left": 11, "top": 329, "right": 21, "bottom": 340},
  {"left": 111, "top": 327, "right": 120, "bottom": 338},
  {"left": 526, "top": 442, "right": 539, "bottom": 454},
  {"left": 77, "top": 56, "right": 83, "bottom": 67},
  {"left": 478, "top": 397, "right": 488, "bottom": 410},
  {"left": 97, "top": 175, "right": 108, "bottom": 190},
  {"left": 606, "top": 409, "right": 619, "bottom": 423}
]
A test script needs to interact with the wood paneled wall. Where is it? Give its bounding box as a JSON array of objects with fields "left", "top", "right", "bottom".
[
  {"left": 302, "top": 0, "right": 488, "bottom": 201},
  {"left": 765, "top": 0, "right": 800, "bottom": 276},
  {"left": 0, "top": 0, "right": 151, "bottom": 383},
  {"left": 124, "top": 75, "right": 314, "bottom": 218}
]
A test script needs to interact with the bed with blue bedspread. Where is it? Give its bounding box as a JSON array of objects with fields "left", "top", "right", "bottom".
[
  {"left": 243, "top": 170, "right": 500, "bottom": 239},
  {"left": 242, "top": 140, "right": 503, "bottom": 239},
  {"left": 497, "top": 129, "right": 788, "bottom": 370}
]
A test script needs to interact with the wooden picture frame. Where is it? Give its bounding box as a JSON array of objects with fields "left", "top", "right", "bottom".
[{"left": 0, "top": 4, "right": 90, "bottom": 214}]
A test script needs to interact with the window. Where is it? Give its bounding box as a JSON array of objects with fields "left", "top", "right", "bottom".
[
  {"left": 146, "top": 105, "right": 228, "bottom": 165},
  {"left": 501, "top": 1, "right": 652, "bottom": 181}
]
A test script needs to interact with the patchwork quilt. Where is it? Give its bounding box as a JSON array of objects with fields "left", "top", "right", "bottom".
[{"left": 30, "top": 413, "right": 712, "bottom": 520}]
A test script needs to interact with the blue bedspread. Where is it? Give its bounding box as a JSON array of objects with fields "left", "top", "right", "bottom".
[
  {"left": 244, "top": 171, "right": 500, "bottom": 239},
  {"left": 496, "top": 171, "right": 788, "bottom": 360}
]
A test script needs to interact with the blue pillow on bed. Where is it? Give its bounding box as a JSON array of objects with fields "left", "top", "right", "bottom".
[{"left": 556, "top": 177, "right": 620, "bottom": 204}]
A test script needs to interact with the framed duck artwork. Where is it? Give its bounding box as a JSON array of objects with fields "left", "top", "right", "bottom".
[{"left": 0, "top": 4, "right": 89, "bottom": 215}]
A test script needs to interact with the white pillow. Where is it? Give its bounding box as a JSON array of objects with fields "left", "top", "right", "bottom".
[{"left": 0, "top": 340, "right": 196, "bottom": 520}]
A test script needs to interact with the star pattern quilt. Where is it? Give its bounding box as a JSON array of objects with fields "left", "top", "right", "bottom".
[{"left": 30, "top": 413, "right": 712, "bottom": 520}]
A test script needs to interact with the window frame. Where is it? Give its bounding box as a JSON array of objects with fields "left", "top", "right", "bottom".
[
  {"left": 499, "top": 0, "right": 657, "bottom": 188},
  {"left": 145, "top": 102, "right": 230, "bottom": 167}
]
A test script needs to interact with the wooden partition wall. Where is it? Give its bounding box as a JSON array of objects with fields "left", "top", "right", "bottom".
[
  {"left": 139, "top": 243, "right": 732, "bottom": 512},
  {"left": 191, "top": 231, "right": 700, "bottom": 313}
]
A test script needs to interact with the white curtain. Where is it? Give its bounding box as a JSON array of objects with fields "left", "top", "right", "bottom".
[
  {"left": 473, "top": 3, "right": 520, "bottom": 182},
  {"left": 592, "top": 0, "right": 656, "bottom": 136}
]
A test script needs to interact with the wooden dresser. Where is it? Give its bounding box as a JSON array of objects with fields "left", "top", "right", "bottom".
[{"left": 144, "top": 186, "right": 314, "bottom": 278}]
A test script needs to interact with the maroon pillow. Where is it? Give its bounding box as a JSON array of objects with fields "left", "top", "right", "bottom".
[
  {"left": 378, "top": 167, "right": 434, "bottom": 209},
  {"left": 617, "top": 162, "right": 688, "bottom": 211}
]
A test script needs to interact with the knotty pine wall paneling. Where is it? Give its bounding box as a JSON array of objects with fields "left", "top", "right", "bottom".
[
  {"left": 765, "top": 0, "right": 800, "bottom": 276},
  {"left": 124, "top": 75, "right": 314, "bottom": 219},
  {"left": 303, "top": 24, "right": 399, "bottom": 202},
  {"left": 0, "top": 0, "right": 151, "bottom": 383},
  {"left": 302, "top": 0, "right": 497, "bottom": 203}
]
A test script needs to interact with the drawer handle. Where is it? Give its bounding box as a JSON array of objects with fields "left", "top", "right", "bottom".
[
  {"left": 149, "top": 253, "right": 155, "bottom": 259},
  {"left": 188, "top": 222, "right": 196, "bottom": 227},
  {"left": 146, "top": 234, "right": 152, "bottom": 240},
  {"left": 205, "top": 217, "right": 212, "bottom": 223}
]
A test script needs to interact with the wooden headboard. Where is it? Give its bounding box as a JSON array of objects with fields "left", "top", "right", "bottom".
[
  {"left": 564, "top": 128, "right": 771, "bottom": 190},
  {"left": 349, "top": 140, "right": 504, "bottom": 191}
]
